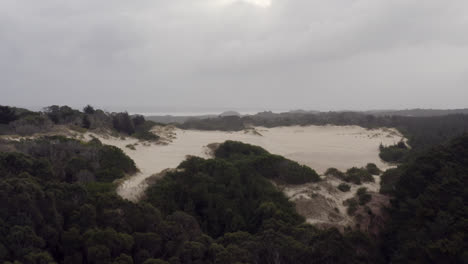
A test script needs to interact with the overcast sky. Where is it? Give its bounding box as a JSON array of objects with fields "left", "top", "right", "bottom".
[{"left": 1, "top": 0, "right": 468, "bottom": 112}]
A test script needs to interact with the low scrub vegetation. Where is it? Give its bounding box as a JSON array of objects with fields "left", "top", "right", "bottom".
[
  {"left": 379, "top": 141, "right": 409, "bottom": 163},
  {"left": 365, "top": 163, "right": 381, "bottom": 175},
  {"left": 9, "top": 136, "right": 137, "bottom": 183},
  {"left": 338, "top": 183, "right": 351, "bottom": 192},
  {"left": 0, "top": 105, "right": 161, "bottom": 142},
  {"left": 356, "top": 187, "right": 372, "bottom": 205},
  {"left": 345, "top": 167, "right": 374, "bottom": 185},
  {"left": 326, "top": 164, "right": 378, "bottom": 185},
  {"left": 344, "top": 198, "right": 359, "bottom": 216},
  {"left": 325, "top": 167, "right": 346, "bottom": 179}
]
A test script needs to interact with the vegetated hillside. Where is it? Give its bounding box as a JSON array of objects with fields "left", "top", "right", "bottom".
[
  {"left": 146, "top": 115, "right": 216, "bottom": 125},
  {"left": 0, "top": 137, "right": 380, "bottom": 264},
  {"left": 1, "top": 136, "right": 136, "bottom": 183},
  {"left": 0, "top": 105, "right": 160, "bottom": 141},
  {"left": 1, "top": 129, "right": 467, "bottom": 263},
  {"left": 366, "top": 108, "right": 468, "bottom": 117},
  {"left": 145, "top": 141, "right": 320, "bottom": 238},
  {"left": 380, "top": 134, "right": 468, "bottom": 263},
  {"left": 214, "top": 141, "right": 320, "bottom": 184}
]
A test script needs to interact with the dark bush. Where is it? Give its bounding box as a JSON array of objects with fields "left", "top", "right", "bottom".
[
  {"left": 344, "top": 198, "right": 358, "bottom": 216},
  {"left": 325, "top": 168, "right": 346, "bottom": 179},
  {"left": 379, "top": 142, "right": 409, "bottom": 163},
  {"left": 112, "top": 112, "right": 135, "bottom": 135},
  {"left": 82, "top": 115, "right": 91, "bottom": 129},
  {"left": 98, "top": 145, "right": 137, "bottom": 175},
  {"left": 356, "top": 187, "right": 372, "bottom": 205},
  {"left": 379, "top": 167, "right": 403, "bottom": 194},
  {"left": 10, "top": 115, "right": 54, "bottom": 136},
  {"left": 0, "top": 106, "right": 17, "bottom": 124},
  {"left": 83, "top": 105, "right": 96, "bottom": 115},
  {"left": 132, "top": 120, "right": 159, "bottom": 141},
  {"left": 365, "top": 163, "right": 381, "bottom": 175},
  {"left": 44, "top": 105, "right": 82, "bottom": 125},
  {"left": 132, "top": 115, "right": 146, "bottom": 127},
  {"left": 337, "top": 183, "right": 351, "bottom": 192},
  {"left": 344, "top": 167, "right": 374, "bottom": 185},
  {"left": 215, "top": 140, "right": 268, "bottom": 160}
]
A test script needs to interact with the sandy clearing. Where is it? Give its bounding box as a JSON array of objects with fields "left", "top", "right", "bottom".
[
  {"left": 84, "top": 125, "right": 403, "bottom": 201},
  {"left": 282, "top": 174, "right": 383, "bottom": 228}
]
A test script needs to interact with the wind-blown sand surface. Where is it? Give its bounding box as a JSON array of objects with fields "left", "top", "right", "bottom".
[{"left": 86, "top": 125, "right": 404, "bottom": 201}]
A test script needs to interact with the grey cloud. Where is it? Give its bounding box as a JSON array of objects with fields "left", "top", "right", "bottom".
[{"left": 1, "top": 0, "right": 467, "bottom": 111}]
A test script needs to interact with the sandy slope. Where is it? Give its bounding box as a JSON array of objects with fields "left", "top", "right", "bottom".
[{"left": 85, "top": 125, "right": 403, "bottom": 201}]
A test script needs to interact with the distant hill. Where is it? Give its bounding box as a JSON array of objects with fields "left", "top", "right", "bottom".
[
  {"left": 146, "top": 114, "right": 217, "bottom": 124},
  {"left": 366, "top": 108, "right": 468, "bottom": 117},
  {"left": 219, "top": 111, "right": 241, "bottom": 117}
]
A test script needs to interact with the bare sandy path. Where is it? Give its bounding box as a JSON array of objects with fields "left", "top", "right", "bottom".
[{"left": 86, "top": 125, "right": 403, "bottom": 201}]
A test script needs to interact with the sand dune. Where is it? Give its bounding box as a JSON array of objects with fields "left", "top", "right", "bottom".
[{"left": 86, "top": 125, "right": 404, "bottom": 201}]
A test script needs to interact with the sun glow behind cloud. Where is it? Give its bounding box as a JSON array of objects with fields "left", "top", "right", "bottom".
[
  {"left": 243, "top": 0, "right": 271, "bottom": 8},
  {"left": 217, "top": 0, "right": 272, "bottom": 8}
]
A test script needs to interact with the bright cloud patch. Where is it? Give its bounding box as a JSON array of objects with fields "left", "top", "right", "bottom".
[
  {"left": 217, "top": 0, "right": 272, "bottom": 8},
  {"left": 242, "top": 0, "right": 271, "bottom": 8}
]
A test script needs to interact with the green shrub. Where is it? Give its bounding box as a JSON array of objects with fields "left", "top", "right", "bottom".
[
  {"left": 10, "top": 114, "right": 53, "bottom": 135},
  {"left": 126, "top": 144, "right": 136, "bottom": 150},
  {"left": 44, "top": 105, "right": 82, "bottom": 125},
  {"left": 379, "top": 142, "right": 409, "bottom": 163},
  {"left": 379, "top": 167, "right": 403, "bottom": 195},
  {"left": 356, "top": 187, "right": 372, "bottom": 205},
  {"left": 337, "top": 183, "right": 351, "bottom": 192},
  {"left": 82, "top": 115, "right": 91, "bottom": 129},
  {"left": 99, "top": 145, "right": 137, "bottom": 175},
  {"left": 365, "top": 163, "right": 381, "bottom": 175},
  {"left": 344, "top": 198, "right": 358, "bottom": 216},
  {"left": 344, "top": 167, "right": 374, "bottom": 185},
  {"left": 214, "top": 140, "right": 268, "bottom": 160},
  {"left": 0, "top": 106, "right": 17, "bottom": 124},
  {"left": 325, "top": 168, "right": 345, "bottom": 179},
  {"left": 133, "top": 130, "right": 159, "bottom": 141},
  {"left": 132, "top": 120, "right": 159, "bottom": 141},
  {"left": 356, "top": 187, "right": 367, "bottom": 196},
  {"left": 112, "top": 112, "right": 135, "bottom": 135}
]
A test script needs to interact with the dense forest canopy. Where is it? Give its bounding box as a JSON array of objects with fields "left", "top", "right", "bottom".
[
  {"left": 381, "top": 134, "right": 468, "bottom": 263},
  {"left": 0, "top": 137, "right": 380, "bottom": 264},
  {"left": 0, "top": 106, "right": 467, "bottom": 263}
]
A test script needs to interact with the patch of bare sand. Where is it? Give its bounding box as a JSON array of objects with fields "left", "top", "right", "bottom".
[
  {"left": 83, "top": 125, "right": 403, "bottom": 202},
  {"left": 281, "top": 175, "right": 387, "bottom": 232}
]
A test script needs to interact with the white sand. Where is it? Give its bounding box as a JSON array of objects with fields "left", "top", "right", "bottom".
[{"left": 85, "top": 125, "right": 403, "bottom": 201}]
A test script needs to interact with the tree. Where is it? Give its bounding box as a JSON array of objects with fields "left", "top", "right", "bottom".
[
  {"left": 142, "top": 259, "right": 169, "bottom": 264},
  {"left": 44, "top": 105, "right": 80, "bottom": 124},
  {"left": 82, "top": 115, "right": 91, "bottom": 129},
  {"left": 113, "top": 254, "right": 134, "bottom": 264},
  {"left": 83, "top": 105, "right": 96, "bottom": 115},
  {"left": 112, "top": 112, "right": 135, "bottom": 135},
  {"left": 87, "top": 245, "right": 111, "bottom": 264},
  {"left": 132, "top": 115, "right": 145, "bottom": 128},
  {"left": 0, "top": 106, "right": 17, "bottom": 124}
]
